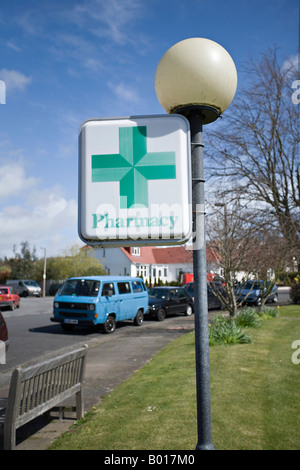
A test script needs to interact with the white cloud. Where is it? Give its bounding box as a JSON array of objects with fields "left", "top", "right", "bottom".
[
  {"left": 0, "top": 191, "right": 78, "bottom": 259},
  {"left": 0, "top": 69, "right": 32, "bottom": 92},
  {"left": 0, "top": 160, "right": 38, "bottom": 199},
  {"left": 0, "top": 158, "right": 78, "bottom": 258},
  {"left": 6, "top": 42, "right": 22, "bottom": 52},
  {"left": 71, "top": 0, "right": 143, "bottom": 45},
  {"left": 109, "top": 82, "right": 142, "bottom": 105}
]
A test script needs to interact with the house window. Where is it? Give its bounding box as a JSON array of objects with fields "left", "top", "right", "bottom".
[
  {"left": 132, "top": 247, "right": 140, "bottom": 256},
  {"left": 164, "top": 267, "right": 168, "bottom": 278},
  {"left": 139, "top": 265, "right": 149, "bottom": 278},
  {"left": 176, "top": 268, "right": 183, "bottom": 278}
]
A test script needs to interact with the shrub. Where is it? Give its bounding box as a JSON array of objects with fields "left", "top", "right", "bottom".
[
  {"left": 257, "top": 306, "right": 278, "bottom": 319},
  {"left": 209, "top": 315, "right": 251, "bottom": 346},
  {"left": 290, "top": 282, "right": 300, "bottom": 304},
  {"left": 235, "top": 308, "right": 262, "bottom": 328}
]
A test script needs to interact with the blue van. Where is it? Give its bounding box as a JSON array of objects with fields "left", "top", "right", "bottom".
[{"left": 51, "top": 276, "right": 148, "bottom": 334}]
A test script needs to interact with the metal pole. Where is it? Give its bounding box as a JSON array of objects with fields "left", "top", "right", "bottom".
[
  {"left": 42, "top": 248, "right": 47, "bottom": 298},
  {"left": 188, "top": 110, "right": 214, "bottom": 450}
]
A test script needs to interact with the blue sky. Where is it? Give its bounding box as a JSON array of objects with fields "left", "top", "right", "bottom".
[{"left": 0, "top": 0, "right": 298, "bottom": 259}]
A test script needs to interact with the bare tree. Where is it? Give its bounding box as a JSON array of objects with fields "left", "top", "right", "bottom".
[
  {"left": 206, "top": 48, "right": 300, "bottom": 263},
  {"left": 207, "top": 199, "right": 291, "bottom": 315},
  {"left": 207, "top": 200, "right": 261, "bottom": 316}
]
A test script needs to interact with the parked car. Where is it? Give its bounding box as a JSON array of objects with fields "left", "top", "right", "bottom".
[
  {"left": 5, "top": 279, "right": 41, "bottom": 297},
  {"left": 49, "top": 283, "right": 64, "bottom": 296},
  {"left": 0, "top": 285, "right": 20, "bottom": 310},
  {"left": 235, "top": 280, "right": 278, "bottom": 306},
  {"left": 148, "top": 286, "right": 194, "bottom": 321},
  {"left": 183, "top": 282, "right": 224, "bottom": 310},
  {"left": 0, "top": 311, "right": 9, "bottom": 355}
]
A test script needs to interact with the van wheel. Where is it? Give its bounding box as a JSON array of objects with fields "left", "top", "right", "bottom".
[
  {"left": 103, "top": 315, "right": 116, "bottom": 334},
  {"left": 134, "top": 310, "right": 144, "bottom": 326}
]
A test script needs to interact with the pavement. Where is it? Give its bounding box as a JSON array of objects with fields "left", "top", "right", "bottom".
[{"left": 0, "top": 314, "right": 196, "bottom": 450}]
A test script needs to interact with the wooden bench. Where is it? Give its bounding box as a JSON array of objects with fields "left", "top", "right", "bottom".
[{"left": 0, "top": 344, "right": 88, "bottom": 450}]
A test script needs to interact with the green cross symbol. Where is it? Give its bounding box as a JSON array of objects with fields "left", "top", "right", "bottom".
[{"left": 91, "top": 126, "right": 176, "bottom": 208}]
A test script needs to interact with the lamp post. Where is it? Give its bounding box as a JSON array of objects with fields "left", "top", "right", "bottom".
[
  {"left": 41, "top": 247, "right": 47, "bottom": 297},
  {"left": 155, "top": 38, "right": 237, "bottom": 450}
]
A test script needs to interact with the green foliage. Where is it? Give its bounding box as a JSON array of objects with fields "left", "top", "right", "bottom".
[
  {"left": 46, "top": 245, "right": 107, "bottom": 280},
  {"left": 5, "top": 242, "right": 106, "bottom": 282},
  {"left": 209, "top": 314, "right": 252, "bottom": 346},
  {"left": 0, "top": 265, "right": 11, "bottom": 283},
  {"left": 256, "top": 305, "right": 278, "bottom": 319},
  {"left": 209, "top": 307, "right": 278, "bottom": 346},
  {"left": 278, "top": 271, "right": 299, "bottom": 286},
  {"left": 8, "top": 241, "right": 38, "bottom": 280},
  {"left": 235, "top": 308, "right": 262, "bottom": 328},
  {"left": 290, "top": 281, "right": 300, "bottom": 304}
]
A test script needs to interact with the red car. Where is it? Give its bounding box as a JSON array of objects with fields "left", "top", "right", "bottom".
[
  {"left": 0, "top": 285, "right": 20, "bottom": 310},
  {"left": 0, "top": 311, "right": 9, "bottom": 355}
]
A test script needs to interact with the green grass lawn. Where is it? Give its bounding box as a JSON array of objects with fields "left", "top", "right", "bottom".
[{"left": 50, "top": 305, "right": 300, "bottom": 450}]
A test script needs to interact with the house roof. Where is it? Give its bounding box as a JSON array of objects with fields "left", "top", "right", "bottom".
[
  {"left": 121, "top": 246, "right": 193, "bottom": 265},
  {"left": 84, "top": 243, "right": 219, "bottom": 266}
]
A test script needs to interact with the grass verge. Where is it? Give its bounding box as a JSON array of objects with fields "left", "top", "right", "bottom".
[{"left": 49, "top": 305, "right": 300, "bottom": 450}]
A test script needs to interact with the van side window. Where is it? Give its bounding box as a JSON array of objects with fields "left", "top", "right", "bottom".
[
  {"left": 117, "top": 282, "right": 131, "bottom": 294},
  {"left": 132, "top": 281, "right": 143, "bottom": 293},
  {"left": 101, "top": 283, "right": 115, "bottom": 296}
]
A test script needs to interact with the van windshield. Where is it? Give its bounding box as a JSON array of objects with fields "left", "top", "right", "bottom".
[
  {"left": 23, "top": 281, "right": 39, "bottom": 287},
  {"left": 59, "top": 279, "right": 100, "bottom": 297}
]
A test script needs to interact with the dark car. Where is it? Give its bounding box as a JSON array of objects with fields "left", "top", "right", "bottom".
[
  {"left": 0, "top": 285, "right": 20, "bottom": 310},
  {"left": 0, "top": 311, "right": 9, "bottom": 358},
  {"left": 235, "top": 280, "right": 278, "bottom": 306},
  {"left": 183, "top": 282, "right": 223, "bottom": 310},
  {"left": 148, "top": 286, "right": 194, "bottom": 321}
]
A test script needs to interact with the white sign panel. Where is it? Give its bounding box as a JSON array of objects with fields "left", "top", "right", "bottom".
[{"left": 78, "top": 114, "right": 192, "bottom": 246}]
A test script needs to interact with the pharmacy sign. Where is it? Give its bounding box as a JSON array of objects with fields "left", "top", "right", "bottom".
[{"left": 78, "top": 115, "right": 192, "bottom": 246}]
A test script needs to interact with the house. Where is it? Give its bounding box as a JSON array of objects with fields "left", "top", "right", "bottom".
[{"left": 89, "top": 245, "right": 221, "bottom": 284}]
